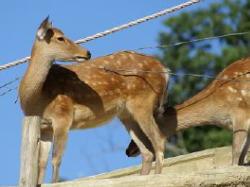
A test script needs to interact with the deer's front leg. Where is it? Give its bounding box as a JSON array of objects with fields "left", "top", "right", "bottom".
[
  {"left": 52, "top": 129, "right": 68, "bottom": 183},
  {"left": 38, "top": 128, "right": 53, "bottom": 184},
  {"left": 232, "top": 128, "right": 249, "bottom": 165},
  {"left": 232, "top": 113, "right": 250, "bottom": 165},
  {"left": 49, "top": 96, "right": 73, "bottom": 183}
]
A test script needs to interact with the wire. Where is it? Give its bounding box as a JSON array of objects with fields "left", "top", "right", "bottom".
[
  {"left": 2, "top": 30, "right": 250, "bottom": 72},
  {"left": 100, "top": 66, "right": 250, "bottom": 82},
  {"left": 0, "top": 0, "right": 201, "bottom": 71},
  {"left": 75, "top": 0, "right": 201, "bottom": 44},
  {"left": 0, "top": 86, "right": 18, "bottom": 97},
  {"left": 0, "top": 57, "right": 30, "bottom": 71},
  {"left": 1, "top": 66, "right": 250, "bottom": 98},
  {"left": 0, "top": 77, "right": 20, "bottom": 90},
  {"left": 134, "top": 31, "right": 250, "bottom": 50}
]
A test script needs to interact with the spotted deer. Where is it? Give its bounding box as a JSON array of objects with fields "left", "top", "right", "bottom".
[
  {"left": 19, "top": 17, "right": 168, "bottom": 183},
  {"left": 126, "top": 58, "right": 250, "bottom": 166}
]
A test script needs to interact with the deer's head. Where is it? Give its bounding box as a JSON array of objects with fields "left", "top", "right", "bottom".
[{"left": 32, "top": 17, "right": 91, "bottom": 63}]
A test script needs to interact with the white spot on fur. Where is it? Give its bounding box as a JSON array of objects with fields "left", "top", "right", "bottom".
[
  {"left": 236, "top": 97, "right": 243, "bottom": 101},
  {"left": 223, "top": 75, "right": 228, "bottom": 80},
  {"left": 121, "top": 53, "right": 127, "bottom": 59},
  {"left": 129, "top": 54, "right": 136, "bottom": 60},
  {"left": 117, "top": 60, "right": 122, "bottom": 65},
  {"left": 228, "top": 86, "right": 237, "bottom": 93},
  {"left": 104, "top": 60, "right": 110, "bottom": 65},
  {"left": 234, "top": 72, "right": 243, "bottom": 76},
  {"left": 98, "top": 65, "right": 104, "bottom": 69},
  {"left": 138, "top": 63, "right": 143, "bottom": 68},
  {"left": 241, "top": 90, "right": 247, "bottom": 96},
  {"left": 109, "top": 55, "right": 115, "bottom": 59}
]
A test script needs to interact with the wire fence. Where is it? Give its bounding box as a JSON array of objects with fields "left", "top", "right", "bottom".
[
  {"left": 0, "top": 86, "right": 18, "bottom": 97},
  {"left": 0, "top": 77, "right": 19, "bottom": 90},
  {"left": 2, "top": 29, "right": 250, "bottom": 98},
  {"left": 2, "top": 29, "right": 250, "bottom": 92},
  {"left": 100, "top": 66, "right": 250, "bottom": 81},
  {"left": 2, "top": 64, "right": 250, "bottom": 99},
  {"left": 0, "top": 0, "right": 200, "bottom": 72},
  {"left": 1, "top": 0, "right": 250, "bottom": 98},
  {"left": 134, "top": 31, "right": 250, "bottom": 51}
]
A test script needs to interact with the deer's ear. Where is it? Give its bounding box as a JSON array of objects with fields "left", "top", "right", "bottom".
[{"left": 36, "top": 16, "right": 52, "bottom": 40}]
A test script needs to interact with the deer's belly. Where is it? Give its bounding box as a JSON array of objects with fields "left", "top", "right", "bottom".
[{"left": 72, "top": 100, "right": 124, "bottom": 129}]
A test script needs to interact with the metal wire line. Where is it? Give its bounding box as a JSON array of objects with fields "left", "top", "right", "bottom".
[
  {"left": 99, "top": 66, "right": 250, "bottom": 82},
  {"left": 1, "top": 29, "right": 250, "bottom": 73},
  {"left": 2, "top": 30, "right": 250, "bottom": 94},
  {"left": 2, "top": 29, "right": 250, "bottom": 92},
  {"left": 0, "top": 86, "right": 18, "bottom": 97},
  {"left": 0, "top": 77, "right": 20, "bottom": 90},
  {"left": 134, "top": 31, "right": 250, "bottom": 50},
  {"left": 2, "top": 67, "right": 250, "bottom": 98},
  {"left": 0, "top": 0, "right": 201, "bottom": 71},
  {"left": 2, "top": 32, "right": 249, "bottom": 92},
  {"left": 1, "top": 32, "right": 250, "bottom": 94}
]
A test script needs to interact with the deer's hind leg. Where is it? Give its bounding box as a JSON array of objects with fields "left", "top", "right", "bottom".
[
  {"left": 126, "top": 93, "right": 166, "bottom": 174},
  {"left": 232, "top": 111, "right": 250, "bottom": 165},
  {"left": 119, "top": 114, "right": 154, "bottom": 175}
]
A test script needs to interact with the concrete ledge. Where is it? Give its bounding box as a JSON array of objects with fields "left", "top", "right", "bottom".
[
  {"left": 79, "top": 146, "right": 233, "bottom": 180},
  {"left": 43, "top": 166, "right": 250, "bottom": 187},
  {"left": 42, "top": 146, "right": 250, "bottom": 187}
]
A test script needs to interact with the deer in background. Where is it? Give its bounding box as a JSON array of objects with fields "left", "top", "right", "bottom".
[
  {"left": 19, "top": 17, "right": 168, "bottom": 183},
  {"left": 126, "top": 58, "right": 250, "bottom": 166}
]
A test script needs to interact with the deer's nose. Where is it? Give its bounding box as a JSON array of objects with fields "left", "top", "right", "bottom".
[{"left": 87, "top": 51, "right": 91, "bottom": 59}]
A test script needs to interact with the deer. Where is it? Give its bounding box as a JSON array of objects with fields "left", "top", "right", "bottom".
[
  {"left": 19, "top": 17, "right": 169, "bottom": 183},
  {"left": 126, "top": 57, "right": 250, "bottom": 167}
]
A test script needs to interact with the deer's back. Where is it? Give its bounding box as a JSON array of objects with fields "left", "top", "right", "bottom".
[
  {"left": 42, "top": 51, "right": 168, "bottom": 129},
  {"left": 176, "top": 58, "right": 250, "bottom": 110}
]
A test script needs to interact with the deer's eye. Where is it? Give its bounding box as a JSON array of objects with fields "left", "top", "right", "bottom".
[{"left": 57, "top": 37, "right": 65, "bottom": 42}]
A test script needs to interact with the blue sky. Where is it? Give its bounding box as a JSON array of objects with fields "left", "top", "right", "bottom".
[{"left": 0, "top": 0, "right": 210, "bottom": 185}]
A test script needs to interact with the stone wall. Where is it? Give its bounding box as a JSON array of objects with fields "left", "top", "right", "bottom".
[{"left": 42, "top": 146, "right": 250, "bottom": 187}]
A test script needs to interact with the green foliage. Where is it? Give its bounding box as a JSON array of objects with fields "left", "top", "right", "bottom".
[{"left": 158, "top": 0, "right": 250, "bottom": 154}]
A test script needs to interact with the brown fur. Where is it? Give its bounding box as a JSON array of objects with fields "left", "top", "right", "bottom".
[
  {"left": 127, "top": 58, "right": 250, "bottom": 167},
  {"left": 19, "top": 18, "right": 168, "bottom": 183}
]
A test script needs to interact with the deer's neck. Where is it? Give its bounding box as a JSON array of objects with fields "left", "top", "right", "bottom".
[
  {"left": 19, "top": 48, "right": 53, "bottom": 115},
  {"left": 157, "top": 98, "right": 232, "bottom": 137},
  {"left": 175, "top": 101, "right": 216, "bottom": 130}
]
